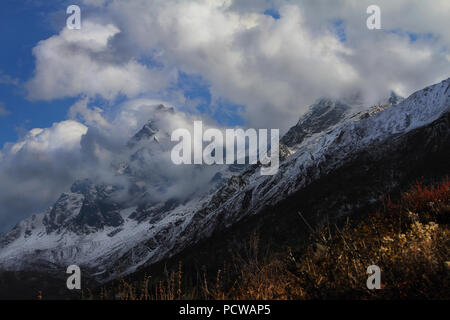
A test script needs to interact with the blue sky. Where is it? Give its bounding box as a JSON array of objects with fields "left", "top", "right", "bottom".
[{"left": 0, "top": 1, "right": 75, "bottom": 146}]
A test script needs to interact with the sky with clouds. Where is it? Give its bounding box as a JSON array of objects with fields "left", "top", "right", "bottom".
[{"left": 0, "top": 0, "right": 449, "bottom": 233}]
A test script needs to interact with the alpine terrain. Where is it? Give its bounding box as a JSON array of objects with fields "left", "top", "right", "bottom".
[{"left": 0, "top": 78, "right": 449, "bottom": 292}]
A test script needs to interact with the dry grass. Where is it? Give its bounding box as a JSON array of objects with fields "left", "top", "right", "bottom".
[
  {"left": 289, "top": 179, "right": 450, "bottom": 299},
  {"left": 98, "top": 178, "right": 450, "bottom": 300}
]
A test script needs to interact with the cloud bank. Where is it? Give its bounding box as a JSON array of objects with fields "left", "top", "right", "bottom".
[{"left": 26, "top": 0, "right": 450, "bottom": 129}]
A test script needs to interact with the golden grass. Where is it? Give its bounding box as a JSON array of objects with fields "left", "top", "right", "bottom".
[{"left": 97, "top": 178, "right": 450, "bottom": 300}]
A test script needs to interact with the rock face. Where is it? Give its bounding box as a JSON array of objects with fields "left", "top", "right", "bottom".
[
  {"left": 0, "top": 78, "right": 448, "bottom": 282},
  {"left": 281, "top": 98, "right": 352, "bottom": 148}
]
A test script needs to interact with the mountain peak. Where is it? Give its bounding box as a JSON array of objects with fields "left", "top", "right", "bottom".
[
  {"left": 281, "top": 90, "right": 407, "bottom": 149},
  {"left": 129, "top": 120, "right": 159, "bottom": 145},
  {"left": 126, "top": 104, "right": 174, "bottom": 148},
  {"left": 388, "top": 91, "right": 403, "bottom": 105},
  {"left": 281, "top": 98, "right": 351, "bottom": 148}
]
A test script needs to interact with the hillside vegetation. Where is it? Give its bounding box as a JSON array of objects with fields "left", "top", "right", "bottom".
[{"left": 96, "top": 178, "right": 449, "bottom": 300}]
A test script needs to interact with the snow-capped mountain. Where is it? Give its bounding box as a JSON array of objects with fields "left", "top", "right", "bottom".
[
  {"left": 0, "top": 78, "right": 448, "bottom": 282},
  {"left": 281, "top": 91, "right": 403, "bottom": 150}
]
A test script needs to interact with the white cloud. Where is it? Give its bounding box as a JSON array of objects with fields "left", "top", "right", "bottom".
[
  {"left": 84, "top": 0, "right": 355, "bottom": 130},
  {"left": 25, "top": 21, "right": 172, "bottom": 101},
  {"left": 0, "top": 120, "right": 88, "bottom": 232},
  {"left": 78, "top": 0, "right": 450, "bottom": 130},
  {"left": 24, "top": 0, "right": 450, "bottom": 129},
  {"left": 8, "top": 120, "right": 88, "bottom": 155},
  {"left": 69, "top": 97, "right": 111, "bottom": 129}
]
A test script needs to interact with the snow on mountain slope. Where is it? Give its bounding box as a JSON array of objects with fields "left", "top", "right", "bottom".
[
  {"left": 281, "top": 91, "right": 404, "bottom": 150},
  {"left": 123, "top": 78, "right": 448, "bottom": 276},
  {"left": 0, "top": 78, "right": 448, "bottom": 281}
]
